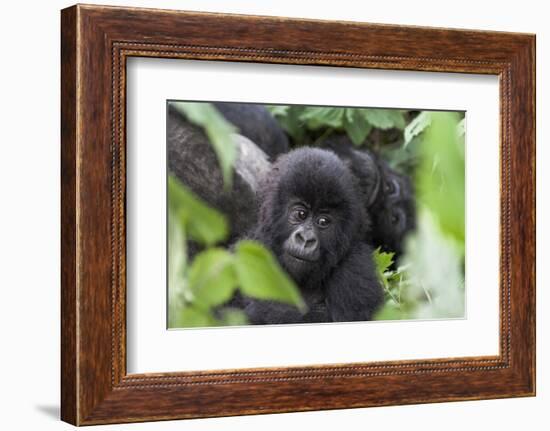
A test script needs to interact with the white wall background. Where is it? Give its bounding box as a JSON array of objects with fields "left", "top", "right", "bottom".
[{"left": 0, "top": 0, "right": 546, "bottom": 429}]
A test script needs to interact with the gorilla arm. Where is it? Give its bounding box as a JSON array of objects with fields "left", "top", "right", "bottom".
[
  {"left": 325, "top": 242, "right": 383, "bottom": 322},
  {"left": 244, "top": 290, "right": 329, "bottom": 325},
  {"left": 245, "top": 242, "right": 383, "bottom": 325}
]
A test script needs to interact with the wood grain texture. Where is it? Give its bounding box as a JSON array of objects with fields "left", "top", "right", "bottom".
[
  {"left": 60, "top": 4, "right": 536, "bottom": 425},
  {"left": 60, "top": 5, "right": 78, "bottom": 425}
]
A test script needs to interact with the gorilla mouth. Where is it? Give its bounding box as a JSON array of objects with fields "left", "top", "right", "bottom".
[{"left": 286, "top": 251, "right": 319, "bottom": 263}]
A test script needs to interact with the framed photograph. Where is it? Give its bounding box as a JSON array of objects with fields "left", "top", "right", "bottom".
[{"left": 61, "top": 4, "right": 535, "bottom": 425}]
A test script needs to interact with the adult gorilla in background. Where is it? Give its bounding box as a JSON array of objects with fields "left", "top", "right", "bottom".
[
  {"left": 321, "top": 134, "right": 416, "bottom": 258},
  {"left": 244, "top": 148, "right": 383, "bottom": 324},
  {"left": 167, "top": 104, "right": 271, "bottom": 256},
  {"left": 213, "top": 102, "right": 290, "bottom": 160}
]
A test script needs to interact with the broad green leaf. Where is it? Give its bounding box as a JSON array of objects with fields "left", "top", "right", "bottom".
[
  {"left": 218, "top": 308, "right": 249, "bottom": 326},
  {"left": 167, "top": 206, "right": 188, "bottom": 328},
  {"left": 373, "top": 301, "right": 402, "bottom": 321},
  {"left": 400, "top": 211, "right": 465, "bottom": 319},
  {"left": 364, "top": 109, "right": 406, "bottom": 130},
  {"left": 234, "top": 240, "right": 305, "bottom": 310},
  {"left": 457, "top": 117, "right": 466, "bottom": 137},
  {"left": 343, "top": 109, "right": 372, "bottom": 146},
  {"left": 187, "top": 248, "right": 238, "bottom": 307},
  {"left": 298, "top": 107, "right": 345, "bottom": 129},
  {"left": 404, "top": 111, "right": 431, "bottom": 147},
  {"left": 168, "top": 176, "right": 228, "bottom": 246},
  {"left": 417, "top": 112, "right": 465, "bottom": 246},
  {"left": 170, "top": 102, "right": 237, "bottom": 188},
  {"left": 176, "top": 306, "right": 218, "bottom": 328}
]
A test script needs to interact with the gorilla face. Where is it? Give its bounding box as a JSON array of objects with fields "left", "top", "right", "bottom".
[
  {"left": 373, "top": 161, "right": 416, "bottom": 255},
  {"left": 256, "top": 147, "right": 366, "bottom": 285},
  {"left": 336, "top": 144, "right": 415, "bottom": 257},
  {"left": 247, "top": 147, "right": 383, "bottom": 325},
  {"left": 280, "top": 199, "right": 340, "bottom": 280}
]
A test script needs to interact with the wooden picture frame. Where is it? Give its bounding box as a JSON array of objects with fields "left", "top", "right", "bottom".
[{"left": 61, "top": 4, "right": 536, "bottom": 425}]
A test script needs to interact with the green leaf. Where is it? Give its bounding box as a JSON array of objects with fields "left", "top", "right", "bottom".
[
  {"left": 167, "top": 205, "right": 188, "bottom": 328},
  {"left": 170, "top": 102, "right": 237, "bottom": 188},
  {"left": 364, "top": 109, "right": 406, "bottom": 130},
  {"left": 218, "top": 308, "right": 249, "bottom": 326},
  {"left": 168, "top": 175, "right": 229, "bottom": 246},
  {"left": 234, "top": 240, "right": 305, "bottom": 310},
  {"left": 373, "top": 301, "right": 402, "bottom": 321},
  {"left": 343, "top": 109, "right": 372, "bottom": 146},
  {"left": 400, "top": 211, "right": 465, "bottom": 319},
  {"left": 266, "top": 105, "right": 290, "bottom": 117},
  {"left": 270, "top": 105, "right": 307, "bottom": 143},
  {"left": 176, "top": 306, "right": 218, "bottom": 328},
  {"left": 417, "top": 112, "right": 465, "bottom": 246},
  {"left": 373, "top": 247, "right": 395, "bottom": 280},
  {"left": 457, "top": 117, "right": 466, "bottom": 137},
  {"left": 372, "top": 247, "right": 399, "bottom": 307},
  {"left": 404, "top": 111, "right": 431, "bottom": 147},
  {"left": 298, "top": 107, "right": 345, "bottom": 129},
  {"left": 187, "top": 248, "right": 238, "bottom": 307}
]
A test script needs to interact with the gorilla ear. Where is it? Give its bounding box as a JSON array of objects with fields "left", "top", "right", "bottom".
[{"left": 351, "top": 149, "right": 381, "bottom": 207}]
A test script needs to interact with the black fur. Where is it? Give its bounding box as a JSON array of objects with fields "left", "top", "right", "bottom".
[
  {"left": 213, "top": 102, "right": 290, "bottom": 160},
  {"left": 244, "top": 148, "right": 383, "bottom": 324}
]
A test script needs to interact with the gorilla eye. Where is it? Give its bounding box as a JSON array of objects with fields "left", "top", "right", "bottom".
[
  {"left": 289, "top": 206, "right": 309, "bottom": 224},
  {"left": 385, "top": 178, "right": 401, "bottom": 198},
  {"left": 317, "top": 216, "right": 331, "bottom": 228},
  {"left": 297, "top": 209, "right": 308, "bottom": 220}
]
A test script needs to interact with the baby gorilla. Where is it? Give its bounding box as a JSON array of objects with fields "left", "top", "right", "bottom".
[{"left": 244, "top": 148, "right": 383, "bottom": 324}]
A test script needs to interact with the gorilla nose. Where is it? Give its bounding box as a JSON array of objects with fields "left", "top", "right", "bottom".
[{"left": 295, "top": 229, "right": 318, "bottom": 251}]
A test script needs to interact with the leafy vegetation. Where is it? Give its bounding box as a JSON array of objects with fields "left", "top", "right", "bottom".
[
  {"left": 168, "top": 102, "right": 304, "bottom": 328},
  {"left": 168, "top": 175, "right": 305, "bottom": 328},
  {"left": 373, "top": 112, "right": 465, "bottom": 320},
  {"left": 168, "top": 101, "right": 466, "bottom": 327},
  {"left": 267, "top": 105, "right": 466, "bottom": 321},
  {"left": 267, "top": 105, "right": 407, "bottom": 147}
]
